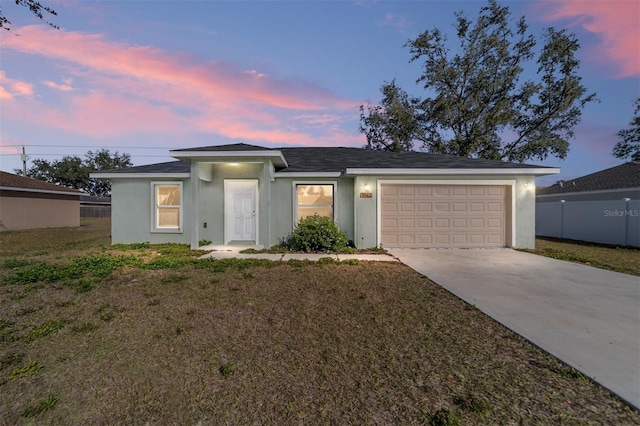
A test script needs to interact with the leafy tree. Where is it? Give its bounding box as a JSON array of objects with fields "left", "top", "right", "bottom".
[
  {"left": 612, "top": 98, "right": 640, "bottom": 161},
  {"left": 360, "top": 0, "right": 597, "bottom": 162},
  {"left": 83, "top": 150, "right": 132, "bottom": 196},
  {"left": 17, "top": 149, "right": 131, "bottom": 196},
  {"left": 1, "top": 0, "right": 58, "bottom": 31}
]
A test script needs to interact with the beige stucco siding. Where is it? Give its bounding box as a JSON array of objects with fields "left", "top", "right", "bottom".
[{"left": 0, "top": 192, "right": 79, "bottom": 230}]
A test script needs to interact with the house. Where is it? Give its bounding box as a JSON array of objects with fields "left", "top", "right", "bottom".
[
  {"left": 92, "top": 143, "right": 559, "bottom": 250},
  {"left": 536, "top": 161, "right": 640, "bottom": 202},
  {"left": 80, "top": 194, "right": 111, "bottom": 218},
  {"left": 536, "top": 162, "right": 640, "bottom": 247},
  {"left": 0, "top": 171, "right": 81, "bottom": 231}
]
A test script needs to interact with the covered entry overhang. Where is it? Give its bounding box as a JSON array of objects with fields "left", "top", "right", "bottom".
[{"left": 170, "top": 148, "right": 288, "bottom": 249}]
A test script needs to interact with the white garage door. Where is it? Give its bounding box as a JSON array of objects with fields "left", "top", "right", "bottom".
[{"left": 380, "top": 184, "right": 507, "bottom": 248}]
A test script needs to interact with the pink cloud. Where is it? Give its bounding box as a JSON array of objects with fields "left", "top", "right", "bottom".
[
  {"left": 533, "top": 0, "right": 640, "bottom": 78},
  {"left": 0, "top": 26, "right": 361, "bottom": 146},
  {"left": 42, "top": 80, "right": 73, "bottom": 91},
  {"left": 0, "top": 26, "right": 353, "bottom": 110},
  {"left": 0, "top": 71, "right": 34, "bottom": 99}
]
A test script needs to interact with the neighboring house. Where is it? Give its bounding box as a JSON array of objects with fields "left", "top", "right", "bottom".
[
  {"left": 92, "top": 143, "right": 559, "bottom": 250},
  {"left": 0, "top": 171, "right": 81, "bottom": 231},
  {"left": 536, "top": 162, "right": 640, "bottom": 247},
  {"left": 80, "top": 195, "right": 111, "bottom": 218}
]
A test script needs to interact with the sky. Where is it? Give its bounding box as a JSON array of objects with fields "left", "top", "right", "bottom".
[{"left": 0, "top": 0, "right": 638, "bottom": 187}]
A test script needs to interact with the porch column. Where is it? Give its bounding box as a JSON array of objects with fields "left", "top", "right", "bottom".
[
  {"left": 190, "top": 161, "right": 200, "bottom": 250},
  {"left": 261, "top": 161, "right": 273, "bottom": 247}
]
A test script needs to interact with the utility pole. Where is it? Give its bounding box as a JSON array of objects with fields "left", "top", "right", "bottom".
[{"left": 21, "top": 146, "right": 27, "bottom": 176}]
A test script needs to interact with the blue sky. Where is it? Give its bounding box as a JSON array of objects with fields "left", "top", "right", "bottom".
[{"left": 1, "top": 0, "right": 638, "bottom": 187}]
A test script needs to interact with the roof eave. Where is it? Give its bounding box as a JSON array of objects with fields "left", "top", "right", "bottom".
[
  {"left": 344, "top": 167, "right": 561, "bottom": 176},
  {"left": 0, "top": 186, "right": 81, "bottom": 196},
  {"left": 169, "top": 150, "right": 288, "bottom": 168},
  {"left": 90, "top": 172, "right": 191, "bottom": 179},
  {"left": 273, "top": 172, "right": 343, "bottom": 178}
]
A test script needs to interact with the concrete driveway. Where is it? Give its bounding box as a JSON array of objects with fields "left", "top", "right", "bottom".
[{"left": 389, "top": 248, "right": 640, "bottom": 409}]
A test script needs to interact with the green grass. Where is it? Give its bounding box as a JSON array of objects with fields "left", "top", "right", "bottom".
[
  {"left": 0, "top": 220, "right": 638, "bottom": 424},
  {"left": 522, "top": 237, "right": 640, "bottom": 276}
]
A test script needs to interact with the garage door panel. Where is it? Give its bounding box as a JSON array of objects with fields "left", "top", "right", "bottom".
[
  {"left": 452, "top": 218, "right": 467, "bottom": 228},
  {"left": 416, "top": 234, "right": 433, "bottom": 243},
  {"left": 400, "top": 218, "right": 415, "bottom": 228},
  {"left": 382, "top": 202, "right": 398, "bottom": 212},
  {"left": 400, "top": 186, "right": 415, "bottom": 196},
  {"left": 435, "top": 203, "right": 450, "bottom": 212},
  {"left": 400, "top": 203, "right": 415, "bottom": 212},
  {"left": 435, "top": 218, "right": 450, "bottom": 228},
  {"left": 380, "top": 184, "right": 506, "bottom": 248},
  {"left": 452, "top": 203, "right": 467, "bottom": 211}
]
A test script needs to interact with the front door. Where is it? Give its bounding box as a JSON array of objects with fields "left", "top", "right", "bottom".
[{"left": 224, "top": 180, "right": 258, "bottom": 243}]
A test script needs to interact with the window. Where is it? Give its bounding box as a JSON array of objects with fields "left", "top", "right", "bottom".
[
  {"left": 152, "top": 182, "right": 182, "bottom": 232},
  {"left": 296, "top": 184, "right": 334, "bottom": 221}
]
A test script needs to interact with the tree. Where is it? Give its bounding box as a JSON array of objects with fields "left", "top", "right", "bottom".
[
  {"left": 83, "top": 150, "right": 132, "bottom": 196},
  {"left": 1, "top": 0, "right": 58, "bottom": 31},
  {"left": 612, "top": 98, "right": 640, "bottom": 161},
  {"left": 359, "top": 0, "right": 597, "bottom": 162},
  {"left": 17, "top": 149, "right": 131, "bottom": 196}
]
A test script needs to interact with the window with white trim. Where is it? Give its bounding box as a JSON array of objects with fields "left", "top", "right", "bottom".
[
  {"left": 295, "top": 184, "right": 334, "bottom": 221},
  {"left": 152, "top": 182, "right": 182, "bottom": 232}
]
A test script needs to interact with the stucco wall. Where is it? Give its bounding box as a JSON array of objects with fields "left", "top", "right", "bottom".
[
  {"left": 109, "top": 170, "right": 538, "bottom": 249},
  {"left": 353, "top": 175, "right": 537, "bottom": 249},
  {"left": 269, "top": 177, "right": 355, "bottom": 246},
  {"left": 195, "top": 163, "right": 266, "bottom": 246},
  {"left": 0, "top": 193, "right": 79, "bottom": 230},
  {"left": 111, "top": 178, "right": 191, "bottom": 245}
]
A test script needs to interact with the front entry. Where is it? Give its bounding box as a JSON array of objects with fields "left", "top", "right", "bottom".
[{"left": 224, "top": 180, "right": 258, "bottom": 244}]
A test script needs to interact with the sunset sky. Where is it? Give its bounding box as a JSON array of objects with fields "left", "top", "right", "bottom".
[{"left": 1, "top": 0, "right": 638, "bottom": 186}]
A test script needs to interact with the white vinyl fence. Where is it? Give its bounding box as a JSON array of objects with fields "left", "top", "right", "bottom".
[{"left": 536, "top": 199, "right": 640, "bottom": 247}]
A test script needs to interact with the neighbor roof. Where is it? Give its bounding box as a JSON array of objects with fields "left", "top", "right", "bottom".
[
  {"left": 0, "top": 171, "right": 81, "bottom": 194},
  {"left": 537, "top": 162, "right": 640, "bottom": 195},
  {"left": 94, "top": 144, "right": 559, "bottom": 176}
]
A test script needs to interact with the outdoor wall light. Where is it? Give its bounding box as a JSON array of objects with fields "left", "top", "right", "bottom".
[{"left": 364, "top": 183, "right": 370, "bottom": 191}]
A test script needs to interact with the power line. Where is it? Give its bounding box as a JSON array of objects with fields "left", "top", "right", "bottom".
[
  {"left": 2, "top": 144, "right": 173, "bottom": 150},
  {"left": 1, "top": 153, "right": 171, "bottom": 158}
]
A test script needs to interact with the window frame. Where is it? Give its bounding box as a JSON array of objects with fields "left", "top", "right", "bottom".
[
  {"left": 292, "top": 181, "right": 337, "bottom": 225},
  {"left": 150, "top": 181, "right": 183, "bottom": 233}
]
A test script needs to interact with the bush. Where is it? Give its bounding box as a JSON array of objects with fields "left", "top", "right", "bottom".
[{"left": 283, "top": 214, "right": 348, "bottom": 253}]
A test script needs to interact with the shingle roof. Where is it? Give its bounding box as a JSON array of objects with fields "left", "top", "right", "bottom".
[
  {"left": 0, "top": 171, "right": 82, "bottom": 194},
  {"left": 172, "top": 143, "right": 274, "bottom": 152},
  {"left": 278, "top": 147, "right": 546, "bottom": 172},
  {"left": 96, "top": 160, "right": 191, "bottom": 174},
  {"left": 103, "top": 145, "right": 556, "bottom": 175},
  {"left": 537, "top": 162, "right": 640, "bottom": 195}
]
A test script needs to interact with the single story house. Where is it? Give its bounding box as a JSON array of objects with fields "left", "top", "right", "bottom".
[
  {"left": 536, "top": 161, "right": 640, "bottom": 202},
  {"left": 536, "top": 161, "right": 640, "bottom": 246},
  {"left": 0, "top": 171, "right": 81, "bottom": 231},
  {"left": 92, "top": 143, "right": 559, "bottom": 250},
  {"left": 80, "top": 194, "right": 112, "bottom": 218}
]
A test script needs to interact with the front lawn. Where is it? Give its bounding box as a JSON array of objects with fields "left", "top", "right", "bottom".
[
  {"left": 0, "top": 222, "right": 637, "bottom": 424},
  {"left": 524, "top": 237, "right": 640, "bottom": 276}
]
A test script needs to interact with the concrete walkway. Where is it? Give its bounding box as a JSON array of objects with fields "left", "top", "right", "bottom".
[
  {"left": 389, "top": 248, "right": 640, "bottom": 409},
  {"left": 199, "top": 246, "right": 398, "bottom": 262}
]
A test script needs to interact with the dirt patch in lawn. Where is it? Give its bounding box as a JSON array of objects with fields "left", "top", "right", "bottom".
[
  {"left": 523, "top": 237, "right": 640, "bottom": 276},
  {"left": 1, "top": 260, "right": 638, "bottom": 424}
]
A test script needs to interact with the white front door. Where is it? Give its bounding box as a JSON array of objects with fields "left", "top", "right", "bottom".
[{"left": 224, "top": 180, "right": 258, "bottom": 243}]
